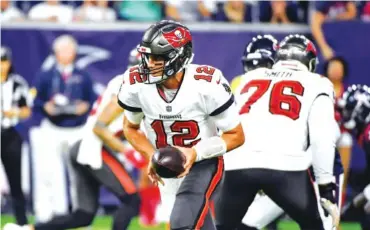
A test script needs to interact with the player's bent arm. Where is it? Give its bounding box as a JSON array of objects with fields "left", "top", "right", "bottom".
[
  {"left": 194, "top": 102, "right": 245, "bottom": 161},
  {"left": 221, "top": 123, "right": 245, "bottom": 151},
  {"left": 309, "top": 95, "right": 337, "bottom": 185},
  {"left": 92, "top": 96, "right": 128, "bottom": 153},
  {"left": 123, "top": 112, "right": 156, "bottom": 160},
  {"left": 311, "top": 11, "right": 329, "bottom": 52}
]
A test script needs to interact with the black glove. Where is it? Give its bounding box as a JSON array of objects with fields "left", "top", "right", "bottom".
[
  {"left": 319, "top": 182, "right": 340, "bottom": 228},
  {"left": 318, "top": 182, "right": 337, "bottom": 216}
]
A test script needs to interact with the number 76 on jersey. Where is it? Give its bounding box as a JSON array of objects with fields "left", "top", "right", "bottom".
[{"left": 238, "top": 79, "right": 304, "bottom": 121}]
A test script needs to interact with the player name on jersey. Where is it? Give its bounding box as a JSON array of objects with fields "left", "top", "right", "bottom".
[
  {"left": 159, "top": 114, "right": 182, "bottom": 120},
  {"left": 265, "top": 70, "right": 293, "bottom": 78}
]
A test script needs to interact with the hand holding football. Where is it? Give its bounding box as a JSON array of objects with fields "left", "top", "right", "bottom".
[{"left": 151, "top": 146, "right": 185, "bottom": 178}]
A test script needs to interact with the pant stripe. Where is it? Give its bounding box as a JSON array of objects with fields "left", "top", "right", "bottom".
[
  {"left": 194, "top": 157, "right": 224, "bottom": 229},
  {"left": 336, "top": 173, "right": 344, "bottom": 212},
  {"left": 102, "top": 149, "right": 137, "bottom": 194}
]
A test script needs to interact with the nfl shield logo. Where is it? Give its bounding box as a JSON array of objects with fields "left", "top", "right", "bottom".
[{"left": 166, "top": 106, "right": 172, "bottom": 112}]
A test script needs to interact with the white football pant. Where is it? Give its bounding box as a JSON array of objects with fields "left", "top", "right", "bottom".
[
  {"left": 242, "top": 193, "right": 284, "bottom": 229},
  {"left": 31, "top": 119, "right": 83, "bottom": 223}
]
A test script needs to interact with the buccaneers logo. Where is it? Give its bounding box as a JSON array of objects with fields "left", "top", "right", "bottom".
[{"left": 162, "top": 27, "right": 192, "bottom": 48}]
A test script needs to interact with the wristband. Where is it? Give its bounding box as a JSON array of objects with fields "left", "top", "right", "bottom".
[{"left": 194, "top": 136, "right": 227, "bottom": 162}]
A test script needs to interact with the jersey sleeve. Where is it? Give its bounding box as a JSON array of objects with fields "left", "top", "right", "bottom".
[
  {"left": 117, "top": 70, "right": 143, "bottom": 124},
  {"left": 204, "top": 69, "right": 240, "bottom": 132},
  {"left": 317, "top": 77, "right": 336, "bottom": 103},
  {"left": 117, "top": 70, "right": 142, "bottom": 112},
  {"left": 106, "top": 74, "right": 124, "bottom": 96},
  {"left": 309, "top": 77, "right": 337, "bottom": 184},
  {"left": 204, "top": 70, "right": 234, "bottom": 116},
  {"left": 309, "top": 94, "right": 337, "bottom": 184}
]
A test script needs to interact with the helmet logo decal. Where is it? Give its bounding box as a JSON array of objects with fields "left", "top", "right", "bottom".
[
  {"left": 162, "top": 27, "right": 192, "bottom": 48},
  {"left": 175, "top": 30, "right": 183, "bottom": 39},
  {"left": 306, "top": 42, "right": 317, "bottom": 56}
]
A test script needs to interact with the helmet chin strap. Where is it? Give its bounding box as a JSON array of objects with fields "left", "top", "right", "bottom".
[
  {"left": 308, "top": 59, "right": 315, "bottom": 72},
  {"left": 163, "top": 52, "right": 195, "bottom": 79}
]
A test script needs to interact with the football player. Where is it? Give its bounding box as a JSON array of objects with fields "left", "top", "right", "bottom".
[
  {"left": 226, "top": 35, "right": 286, "bottom": 230},
  {"left": 118, "top": 20, "right": 245, "bottom": 230},
  {"left": 216, "top": 34, "right": 339, "bottom": 230},
  {"left": 230, "top": 34, "right": 277, "bottom": 93},
  {"left": 337, "top": 84, "right": 370, "bottom": 229},
  {"left": 4, "top": 49, "right": 146, "bottom": 230},
  {"left": 233, "top": 36, "right": 345, "bottom": 230}
]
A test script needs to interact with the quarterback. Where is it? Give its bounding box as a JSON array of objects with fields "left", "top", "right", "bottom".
[{"left": 118, "top": 20, "right": 245, "bottom": 230}]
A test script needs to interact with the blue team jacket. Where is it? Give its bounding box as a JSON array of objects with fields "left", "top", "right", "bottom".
[{"left": 33, "top": 66, "right": 97, "bottom": 127}]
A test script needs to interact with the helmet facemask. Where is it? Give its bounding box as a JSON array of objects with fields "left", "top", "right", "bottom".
[
  {"left": 138, "top": 44, "right": 193, "bottom": 84},
  {"left": 242, "top": 50, "right": 275, "bottom": 72}
]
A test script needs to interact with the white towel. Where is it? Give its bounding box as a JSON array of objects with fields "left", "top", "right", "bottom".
[{"left": 76, "top": 120, "right": 103, "bottom": 169}]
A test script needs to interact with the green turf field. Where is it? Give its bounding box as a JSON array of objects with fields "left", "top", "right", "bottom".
[{"left": 0, "top": 215, "right": 362, "bottom": 230}]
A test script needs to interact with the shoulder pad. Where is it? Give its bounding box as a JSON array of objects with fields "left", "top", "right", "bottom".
[
  {"left": 122, "top": 65, "right": 146, "bottom": 86},
  {"left": 106, "top": 73, "right": 125, "bottom": 93},
  {"left": 189, "top": 64, "right": 224, "bottom": 85}
]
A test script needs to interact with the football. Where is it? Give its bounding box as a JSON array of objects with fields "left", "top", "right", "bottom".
[{"left": 152, "top": 146, "right": 185, "bottom": 178}]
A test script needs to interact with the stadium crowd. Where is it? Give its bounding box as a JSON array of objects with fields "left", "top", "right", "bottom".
[{"left": 1, "top": 0, "right": 370, "bottom": 24}]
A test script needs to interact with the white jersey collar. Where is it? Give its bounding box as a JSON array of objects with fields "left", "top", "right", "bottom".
[{"left": 273, "top": 60, "right": 309, "bottom": 72}]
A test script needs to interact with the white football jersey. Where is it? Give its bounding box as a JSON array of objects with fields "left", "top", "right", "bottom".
[
  {"left": 225, "top": 61, "right": 335, "bottom": 171},
  {"left": 77, "top": 75, "right": 124, "bottom": 169},
  {"left": 118, "top": 64, "right": 239, "bottom": 150},
  {"left": 85, "top": 75, "right": 124, "bottom": 135}
]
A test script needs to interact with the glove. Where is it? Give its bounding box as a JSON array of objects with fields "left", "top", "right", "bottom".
[
  {"left": 123, "top": 149, "right": 148, "bottom": 169},
  {"left": 318, "top": 183, "right": 340, "bottom": 229}
]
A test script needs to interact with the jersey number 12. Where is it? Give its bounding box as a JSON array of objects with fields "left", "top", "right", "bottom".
[
  {"left": 239, "top": 80, "right": 304, "bottom": 120},
  {"left": 151, "top": 120, "right": 201, "bottom": 149}
]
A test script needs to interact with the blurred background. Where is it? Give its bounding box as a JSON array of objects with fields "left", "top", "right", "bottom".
[{"left": 1, "top": 0, "right": 370, "bottom": 229}]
